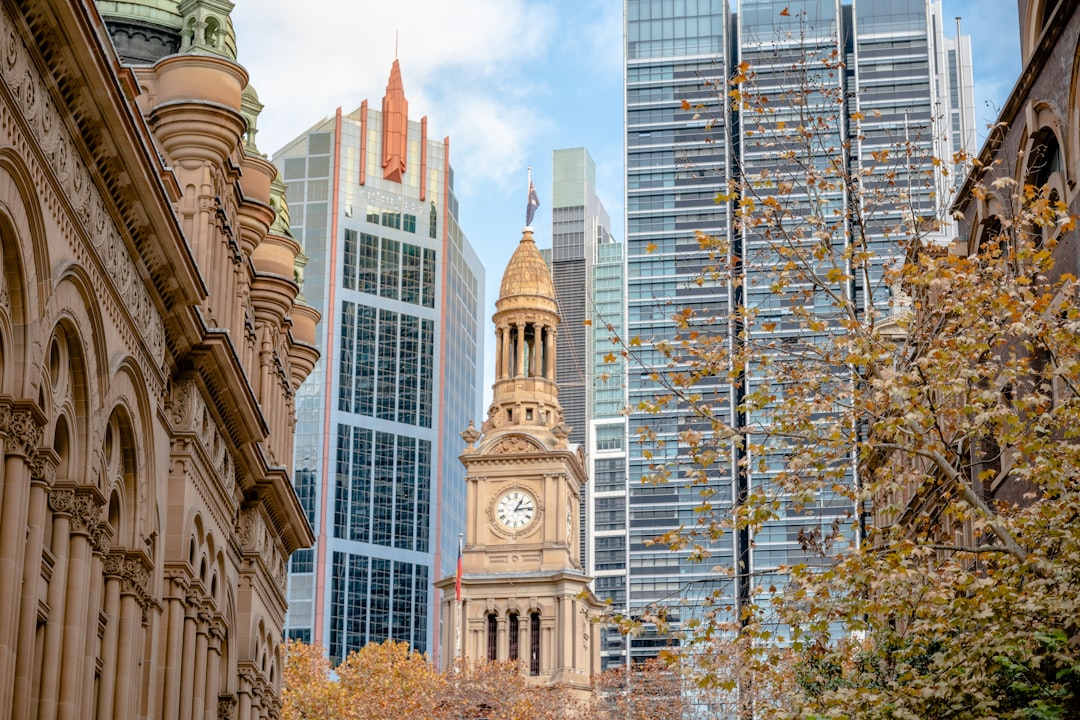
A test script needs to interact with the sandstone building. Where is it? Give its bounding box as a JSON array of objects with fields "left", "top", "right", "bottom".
[
  {"left": 0, "top": 1, "right": 317, "bottom": 719},
  {"left": 436, "top": 226, "right": 602, "bottom": 698},
  {"left": 949, "top": 0, "right": 1079, "bottom": 510}
]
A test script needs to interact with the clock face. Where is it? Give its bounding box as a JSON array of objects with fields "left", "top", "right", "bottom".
[{"left": 495, "top": 490, "right": 537, "bottom": 530}]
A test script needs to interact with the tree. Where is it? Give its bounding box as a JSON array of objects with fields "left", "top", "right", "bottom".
[
  {"left": 280, "top": 641, "right": 582, "bottom": 720},
  {"left": 585, "top": 659, "right": 689, "bottom": 720},
  {"left": 612, "top": 6, "right": 1080, "bottom": 718}
]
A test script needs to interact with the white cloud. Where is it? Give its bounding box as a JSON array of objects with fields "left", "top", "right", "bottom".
[{"left": 232, "top": 0, "right": 556, "bottom": 159}]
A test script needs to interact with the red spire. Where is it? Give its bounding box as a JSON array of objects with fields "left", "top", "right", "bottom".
[{"left": 382, "top": 59, "right": 409, "bottom": 183}]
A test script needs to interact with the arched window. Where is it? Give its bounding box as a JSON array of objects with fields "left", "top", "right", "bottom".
[
  {"left": 529, "top": 612, "right": 541, "bottom": 676},
  {"left": 508, "top": 614, "right": 519, "bottom": 661},
  {"left": 1027, "top": 127, "right": 1062, "bottom": 189},
  {"left": 1040, "top": 0, "right": 1061, "bottom": 33},
  {"left": 486, "top": 613, "right": 497, "bottom": 662}
]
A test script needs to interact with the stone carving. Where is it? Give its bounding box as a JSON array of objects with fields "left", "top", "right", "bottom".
[
  {"left": 90, "top": 522, "right": 112, "bottom": 555},
  {"left": 218, "top": 695, "right": 237, "bottom": 720},
  {"left": 490, "top": 435, "right": 542, "bottom": 455},
  {"left": 0, "top": 7, "right": 165, "bottom": 362},
  {"left": 104, "top": 552, "right": 125, "bottom": 578},
  {"left": 47, "top": 488, "right": 74, "bottom": 515},
  {"left": 30, "top": 451, "right": 56, "bottom": 487},
  {"left": 169, "top": 379, "right": 193, "bottom": 427},
  {"left": 7, "top": 409, "right": 42, "bottom": 458},
  {"left": 460, "top": 421, "right": 481, "bottom": 450},
  {"left": 120, "top": 555, "right": 151, "bottom": 597},
  {"left": 69, "top": 491, "right": 102, "bottom": 536}
]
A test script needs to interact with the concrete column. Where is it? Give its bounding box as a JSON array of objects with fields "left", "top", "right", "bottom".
[
  {"left": 11, "top": 450, "right": 54, "bottom": 720},
  {"left": 0, "top": 406, "right": 42, "bottom": 718},
  {"left": 37, "top": 490, "right": 74, "bottom": 720},
  {"left": 58, "top": 492, "right": 99, "bottom": 720},
  {"left": 161, "top": 575, "right": 187, "bottom": 720}
]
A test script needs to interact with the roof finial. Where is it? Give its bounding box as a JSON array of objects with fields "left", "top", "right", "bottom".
[{"left": 395, "top": 30, "right": 399, "bottom": 59}]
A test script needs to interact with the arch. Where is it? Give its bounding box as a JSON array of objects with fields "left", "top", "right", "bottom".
[
  {"left": 0, "top": 148, "right": 50, "bottom": 399},
  {"left": 1021, "top": 111, "right": 1068, "bottom": 247},
  {"left": 40, "top": 319, "right": 92, "bottom": 489},
  {"left": 528, "top": 611, "right": 541, "bottom": 676},
  {"left": 103, "top": 357, "right": 156, "bottom": 549},
  {"left": 486, "top": 612, "right": 498, "bottom": 661},
  {"left": 203, "top": 16, "right": 221, "bottom": 48},
  {"left": 50, "top": 265, "right": 110, "bottom": 405},
  {"left": 1025, "top": 0, "right": 1063, "bottom": 61}
]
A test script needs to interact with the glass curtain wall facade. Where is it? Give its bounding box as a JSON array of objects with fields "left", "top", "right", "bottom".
[
  {"left": 621, "top": 0, "right": 973, "bottom": 667},
  {"left": 276, "top": 83, "right": 484, "bottom": 663},
  {"left": 542, "top": 149, "right": 628, "bottom": 670},
  {"left": 547, "top": 148, "right": 617, "bottom": 575}
]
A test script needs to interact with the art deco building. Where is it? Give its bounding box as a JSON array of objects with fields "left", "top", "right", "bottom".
[
  {"left": 0, "top": 0, "right": 317, "bottom": 719},
  {"left": 275, "top": 61, "right": 485, "bottom": 663},
  {"left": 436, "top": 226, "right": 602, "bottom": 698},
  {"left": 621, "top": 0, "right": 975, "bottom": 664}
]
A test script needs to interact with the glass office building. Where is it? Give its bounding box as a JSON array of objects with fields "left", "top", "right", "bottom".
[
  {"left": 276, "top": 61, "right": 484, "bottom": 663},
  {"left": 620, "top": 0, "right": 974, "bottom": 668}
]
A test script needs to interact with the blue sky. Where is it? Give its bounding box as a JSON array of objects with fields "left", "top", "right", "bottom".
[{"left": 231, "top": 0, "right": 1022, "bottom": 395}]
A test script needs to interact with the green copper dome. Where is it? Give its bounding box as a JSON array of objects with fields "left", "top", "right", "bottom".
[{"left": 97, "top": 0, "right": 237, "bottom": 64}]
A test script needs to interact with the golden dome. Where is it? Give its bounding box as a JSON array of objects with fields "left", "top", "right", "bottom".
[{"left": 498, "top": 229, "right": 555, "bottom": 301}]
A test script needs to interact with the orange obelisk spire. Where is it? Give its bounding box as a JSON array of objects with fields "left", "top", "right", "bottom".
[{"left": 382, "top": 58, "right": 408, "bottom": 183}]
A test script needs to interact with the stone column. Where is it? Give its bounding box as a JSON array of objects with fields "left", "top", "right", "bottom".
[
  {"left": 204, "top": 619, "right": 223, "bottom": 720},
  {"left": 114, "top": 556, "right": 148, "bottom": 720},
  {"left": 38, "top": 489, "right": 74, "bottom": 720},
  {"left": 0, "top": 405, "right": 42, "bottom": 718},
  {"left": 192, "top": 608, "right": 210, "bottom": 720},
  {"left": 83, "top": 524, "right": 110, "bottom": 714},
  {"left": 544, "top": 326, "right": 555, "bottom": 380},
  {"left": 236, "top": 668, "right": 253, "bottom": 720},
  {"left": 496, "top": 325, "right": 505, "bottom": 378},
  {"left": 58, "top": 491, "right": 101, "bottom": 720},
  {"left": 179, "top": 594, "right": 199, "bottom": 720},
  {"left": 161, "top": 572, "right": 189, "bottom": 720},
  {"left": 514, "top": 323, "right": 525, "bottom": 377},
  {"left": 11, "top": 449, "right": 55, "bottom": 720},
  {"left": 96, "top": 553, "right": 124, "bottom": 720}
]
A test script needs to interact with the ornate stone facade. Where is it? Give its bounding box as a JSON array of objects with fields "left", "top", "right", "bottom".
[
  {"left": 435, "top": 228, "right": 601, "bottom": 698},
  {"left": 0, "top": 1, "right": 317, "bottom": 719},
  {"left": 953, "top": 0, "right": 1080, "bottom": 508}
]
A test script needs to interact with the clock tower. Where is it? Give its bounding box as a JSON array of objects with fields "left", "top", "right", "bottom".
[{"left": 436, "top": 226, "right": 601, "bottom": 695}]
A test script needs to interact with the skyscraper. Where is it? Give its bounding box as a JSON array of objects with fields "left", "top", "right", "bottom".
[
  {"left": 276, "top": 61, "right": 485, "bottom": 662},
  {"left": 621, "top": 0, "right": 975, "bottom": 666},
  {"left": 542, "top": 149, "right": 628, "bottom": 668}
]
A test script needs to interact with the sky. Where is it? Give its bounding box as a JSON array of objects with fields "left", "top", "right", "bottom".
[{"left": 230, "top": 0, "right": 1023, "bottom": 397}]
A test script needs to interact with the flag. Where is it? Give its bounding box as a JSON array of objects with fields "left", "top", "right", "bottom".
[
  {"left": 455, "top": 534, "right": 463, "bottom": 602},
  {"left": 525, "top": 178, "right": 540, "bottom": 227}
]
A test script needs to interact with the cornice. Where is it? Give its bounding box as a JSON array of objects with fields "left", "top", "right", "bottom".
[
  {"left": 10, "top": 0, "right": 205, "bottom": 317},
  {"left": 953, "top": 0, "right": 1080, "bottom": 209}
]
